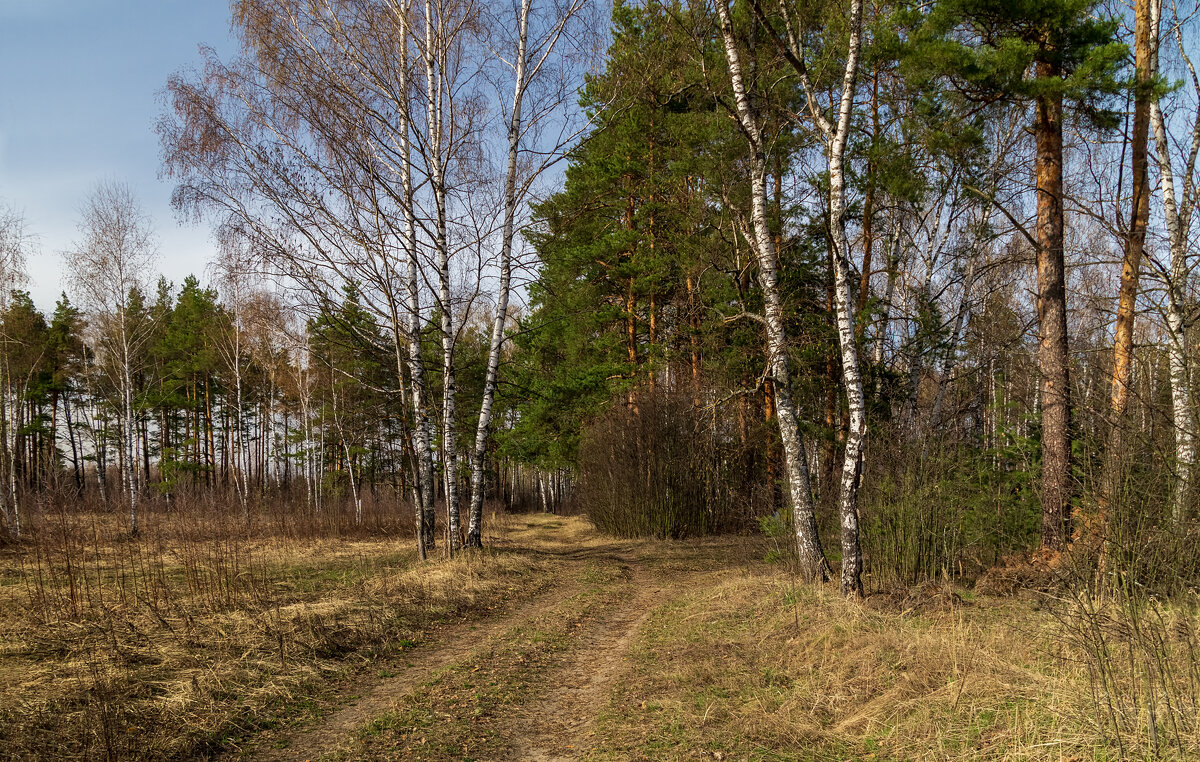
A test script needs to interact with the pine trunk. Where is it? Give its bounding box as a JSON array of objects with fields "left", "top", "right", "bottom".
[
  {"left": 1103, "top": 0, "right": 1154, "bottom": 517},
  {"left": 1034, "top": 75, "right": 1072, "bottom": 550}
]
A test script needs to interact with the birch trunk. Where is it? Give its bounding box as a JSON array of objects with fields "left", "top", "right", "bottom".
[
  {"left": 466, "top": 0, "right": 531, "bottom": 549},
  {"left": 1, "top": 366, "right": 15, "bottom": 536},
  {"left": 296, "top": 357, "right": 315, "bottom": 512},
  {"left": 715, "top": 0, "right": 830, "bottom": 581},
  {"left": 423, "top": 0, "right": 461, "bottom": 552},
  {"left": 1149, "top": 0, "right": 1199, "bottom": 522},
  {"left": 929, "top": 256, "right": 976, "bottom": 433},
  {"left": 872, "top": 224, "right": 902, "bottom": 399},
  {"left": 905, "top": 273, "right": 932, "bottom": 432},
  {"left": 232, "top": 292, "right": 250, "bottom": 520},
  {"left": 65, "top": 392, "right": 82, "bottom": 494},
  {"left": 826, "top": 0, "right": 867, "bottom": 597},
  {"left": 393, "top": 0, "right": 435, "bottom": 559},
  {"left": 345, "top": 442, "right": 363, "bottom": 525},
  {"left": 121, "top": 327, "right": 139, "bottom": 536}
]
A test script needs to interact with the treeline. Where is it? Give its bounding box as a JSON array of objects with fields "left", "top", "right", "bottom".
[
  {"left": 2, "top": 0, "right": 593, "bottom": 555},
  {"left": 0, "top": 253, "right": 542, "bottom": 532},
  {"left": 3, "top": 0, "right": 1198, "bottom": 597}
]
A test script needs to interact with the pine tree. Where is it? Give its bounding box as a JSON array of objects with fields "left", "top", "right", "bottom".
[
  {"left": 48, "top": 294, "right": 86, "bottom": 492},
  {"left": 308, "top": 284, "right": 391, "bottom": 525},
  {"left": 909, "top": 0, "right": 1126, "bottom": 550}
]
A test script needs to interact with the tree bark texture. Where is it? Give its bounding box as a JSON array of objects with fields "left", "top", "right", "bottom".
[
  {"left": 1103, "top": 0, "right": 1154, "bottom": 516},
  {"left": 1034, "top": 74, "right": 1072, "bottom": 550},
  {"left": 715, "top": 0, "right": 830, "bottom": 582}
]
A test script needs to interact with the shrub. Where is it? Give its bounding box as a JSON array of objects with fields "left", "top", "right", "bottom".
[
  {"left": 859, "top": 421, "right": 1041, "bottom": 586},
  {"left": 577, "top": 387, "right": 767, "bottom": 538}
]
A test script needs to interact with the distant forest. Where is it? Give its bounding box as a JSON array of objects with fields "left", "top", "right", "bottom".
[{"left": 1, "top": 0, "right": 1198, "bottom": 598}]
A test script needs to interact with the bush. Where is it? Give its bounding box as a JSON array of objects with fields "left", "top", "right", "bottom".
[
  {"left": 577, "top": 387, "right": 767, "bottom": 538},
  {"left": 859, "top": 421, "right": 1041, "bottom": 586}
]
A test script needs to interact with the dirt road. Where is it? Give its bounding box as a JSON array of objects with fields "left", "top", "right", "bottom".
[{"left": 237, "top": 516, "right": 702, "bottom": 761}]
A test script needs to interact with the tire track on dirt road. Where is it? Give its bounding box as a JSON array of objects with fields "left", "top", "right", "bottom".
[
  {"left": 492, "top": 555, "right": 685, "bottom": 761},
  {"left": 240, "top": 544, "right": 638, "bottom": 761}
]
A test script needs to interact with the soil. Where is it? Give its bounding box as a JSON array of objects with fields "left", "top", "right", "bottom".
[{"left": 235, "top": 522, "right": 684, "bottom": 761}]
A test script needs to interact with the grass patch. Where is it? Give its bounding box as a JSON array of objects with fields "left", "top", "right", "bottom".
[
  {"left": 585, "top": 569, "right": 1100, "bottom": 760},
  {"left": 2, "top": 506, "right": 1180, "bottom": 760},
  {"left": 0, "top": 506, "right": 558, "bottom": 760}
]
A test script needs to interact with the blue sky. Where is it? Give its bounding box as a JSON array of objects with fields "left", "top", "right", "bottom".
[{"left": 0, "top": 0, "right": 236, "bottom": 310}]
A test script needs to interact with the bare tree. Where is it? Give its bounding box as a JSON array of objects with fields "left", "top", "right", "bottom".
[
  {"left": 714, "top": 0, "right": 831, "bottom": 583},
  {"left": 63, "top": 182, "right": 159, "bottom": 535},
  {"left": 0, "top": 202, "right": 30, "bottom": 537},
  {"left": 417, "top": 0, "right": 469, "bottom": 552},
  {"left": 463, "top": 0, "right": 594, "bottom": 548},
  {"left": 1149, "top": 0, "right": 1200, "bottom": 521},
  {"left": 748, "top": 0, "right": 868, "bottom": 595},
  {"left": 213, "top": 229, "right": 256, "bottom": 519},
  {"left": 162, "top": 0, "right": 452, "bottom": 556}
]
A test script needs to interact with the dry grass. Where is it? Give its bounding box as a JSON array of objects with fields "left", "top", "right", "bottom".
[
  {"left": 590, "top": 560, "right": 1106, "bottom": 760},
  {"left": 0, "top": 495, "right": 553, "bottom": 760},
  {"left": 1052, "top": 585, "right": 1200, "bottom": 759},
  {"left": 349, "top": 554, "right": 635, "bottom": 760},
  {"left": 312, "top": 531, "right": 1136, "bottom": 761},
  {"left": 3, "top": 499, "right": 1191, "bottom": 760}
]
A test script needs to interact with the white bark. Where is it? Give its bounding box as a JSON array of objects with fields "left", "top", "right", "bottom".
[
  {"left": 462, "top": 0, "right": 590, "bottom": 546},
  {"left": 422, "top": 0, "right": 462, "bottom": 552},
  {"left": 298, "top": 359, "right": 315, "bottom": 511},
  {"left": 332, "top": 380, "right": 364, "bottom": 525},
  {"left": 122, "top": 344, "right": 138, "bottom": 533},
  {"left": 391, "top": 0, "right": 436, "bottom": 559},
  {"left": 929, "top": 255, "right": 976, "bottom": 434},
  {"left": 466, "top": 0, "right": 530, "bottom": 548},
  {"left": 217, "top": 244, "right": 252, "bottom": 520},
  {"left": 2, "top": 369, "right": 17, "bottom": 537},
  {"left": 872, "top": 220, "right": 903, "bottom": 369},
  {"left": 756, "top": 0, "right": 866, "bottom": 592},
  {"left": 1149, "top": 0, "right": 1199, "bottom": 522},
  {"left": 0, "top": 206, "right": 28, "bottom": 536},
  {"left": 64, "top": 182, "right": 157, "bottom": 537},
  {"left": 824, "top": 0, "right": 867, "bottom": 597},
  {"left": 715, "top": 0, "right": 830, "bottom": 581}
]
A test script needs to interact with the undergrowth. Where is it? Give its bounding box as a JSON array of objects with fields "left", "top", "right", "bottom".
[{"left": 0, "top": 491, "right": 545, "bottom": 760}]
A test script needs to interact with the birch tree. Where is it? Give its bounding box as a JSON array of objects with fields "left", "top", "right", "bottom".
[
  {"left": 213, "top": 230, "right": 255, "bottom": 519},
  {"left": 392, "top": 0, "right": 439, "bottom": 558},
  {"left": 0, "top": 203, "right": 30, "bottom": 537},
  {"left": 713, "top": 0, "right": 831, "bottom": 583},
  {"left": 1148, "top": 0, "right": 1200, "bottom": 522},
  {"left": 463, "top": 0, "right": 594, "bottom": 548},
  {"left": 162, "top": 0, "right": 448, "bottom": 555},
  {"left": 417, "top": 0, "right": 467, "bottom": 551},
  {"left": 745, "top": 0, "right": 869, "bottom": 594},
  {"left": 64, "top": 182, "right": 158, "bottom": 535},
  {"left": 821, "top": 0, "right": 867, "bottom": 598}
]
